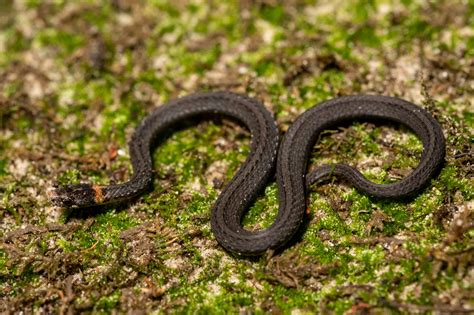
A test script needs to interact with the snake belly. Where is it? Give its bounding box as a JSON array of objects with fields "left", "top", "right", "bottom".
[{"left": 51, "top": 93, "right": 445, "bottom": 256}]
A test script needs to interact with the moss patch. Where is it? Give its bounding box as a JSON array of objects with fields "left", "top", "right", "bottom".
[{"left": 1, "top": 0, "right": 473, "bottom": 313}]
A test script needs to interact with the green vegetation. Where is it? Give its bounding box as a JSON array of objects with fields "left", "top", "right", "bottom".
[{"left": 0, "top": 0, "right": 472, "bottom": 313}]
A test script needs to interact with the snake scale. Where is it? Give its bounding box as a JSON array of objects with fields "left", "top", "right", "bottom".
[{"left": 51, "top": 92, "right": 445, "bottom": 256}]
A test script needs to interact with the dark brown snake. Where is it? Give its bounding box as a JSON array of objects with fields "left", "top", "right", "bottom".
[{"left": 51, "top": 92, "right": 445, "bottom": 256}]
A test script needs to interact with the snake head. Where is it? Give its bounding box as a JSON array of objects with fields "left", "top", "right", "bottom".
[{"left": 49, "top": 184, "right": 99, "bottom": 208}]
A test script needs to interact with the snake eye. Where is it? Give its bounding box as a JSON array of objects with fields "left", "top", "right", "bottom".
[{"left": 50, "top": 184, "right": 97, "bottom": 208}]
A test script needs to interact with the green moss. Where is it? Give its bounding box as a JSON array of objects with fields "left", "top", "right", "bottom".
[
  {"left": 145, "top": 192, "right": 180, "bottom": 220},
  {"left": 94, "top": 210, "right": 140, "bottom": 233},
  {"left": 1, "top": 0, "right": 472, "bottom": 313},
  {"left": 297, "top": 71, "right": 346, "bottom": 109},
  {"left": 464, "top": 109, "right": 474, "bottom": 125},
  {"left": 379, "top": 203, "right": 409, "bottom": 234},
  {"left": 242, "top": 183, "right": 279, "bottom": 230},
  {"left": 57, "top": 169, "right": 81, "bottom": 185},
  {"left": 35, "top": 28, "right": 85, "bottom": 56},
  {"left": 259, "top": 4, "right": 287, "bottom": 26},
  {"left": 0, "top": 249, "right": 8, "bottom": 276},
  {"left": 437, "top": 166, "right": 473, "bottom": 199},
  {"left": 2, "top": 82, "right": 21, "bottom": 97},
  {"left": 0, "top": 159, "right": 7, "bottom": 178},
  {"left": 2, "top": 28, "right": 29, "bottom": 56},
  {"left": 267, "top": 285, "right": 319, "bottom": 313},
  {"left": 175, "top": 191, "right": 216, "bottom": 235},
  {"left": 93, "top": 290, "right": 121, "bottom": 313}
]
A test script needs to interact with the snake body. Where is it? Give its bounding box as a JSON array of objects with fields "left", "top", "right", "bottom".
[{"left": 51, "top": 92, "right": 445, "bottom": 256}]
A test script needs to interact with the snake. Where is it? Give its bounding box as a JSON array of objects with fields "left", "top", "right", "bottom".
[{"left": 51, "top": 92, "right": 445, "bottom": 256}]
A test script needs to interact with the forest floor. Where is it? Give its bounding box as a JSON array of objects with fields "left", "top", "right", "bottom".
[{"left": 0, "top": 0, "right": 473, "bottom": 313}]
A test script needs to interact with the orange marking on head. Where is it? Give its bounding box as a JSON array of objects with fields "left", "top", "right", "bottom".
[{"left": 92, "top": 185, "right": 104, "bottom": 204}]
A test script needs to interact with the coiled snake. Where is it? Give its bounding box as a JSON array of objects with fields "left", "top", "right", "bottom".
[{"left": 51, "top": 92, "right": 445, "bottom": 256}]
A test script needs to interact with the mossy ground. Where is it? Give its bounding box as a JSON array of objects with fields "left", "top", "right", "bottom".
[{"left": 1, "top": 0, "right": 473, "bottom": 313}]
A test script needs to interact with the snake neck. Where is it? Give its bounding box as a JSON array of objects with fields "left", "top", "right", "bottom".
[{"left": 100, "top": 169, "right": 154, "bottom": 203}]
